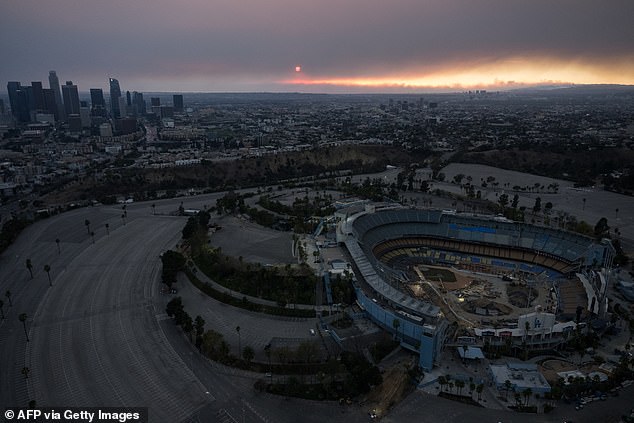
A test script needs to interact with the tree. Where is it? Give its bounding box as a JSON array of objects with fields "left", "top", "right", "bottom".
[
  {"left": 264, "top": 343, "right": 272, "bottom": 373},
  {"left": 242, "top": 346, "right": 255, "bottom": 363},
  {"left": 90, "top": 231, "right": 95, "bottom": 244},
  {"left": 166, "top": 297, "right": 184, "bottom": 319},
  {"left": 161, "top": 250, "right": 186, "bottom": 288},
  {"left": 498, "top": 193, "right": 509, "bottom": 210},
  {"left": 532, "top": 197, "right": 542, "bottom": 214},
  {"left": 504, "top": 379, "right": 512, "bottom": 401},
  {"left": 44, "top": 264, "right": 52, "bottom": 286},
  {"left": 455, "top": 379, "right": 465, "bottom": 396},
  {"left": 476, "top": 384, "right": 484, "bottom": 401},
  {"left": 511, "top": 194, "right": 519, "bottom": 209},
  {"left": 26, "top": 258, "right": 33, "bottom": 279},
  {"left": 594, "top": 217, "right": 610, "bottom": 238},
  {"left": 19, "top": 313, "right": 29, "bottom": 342},
  {"left": 438, "top": 375, "right": 447, "bottom": 392},
  {"left": 194, "top": 315, "right": 205, "bottom": 338},
  {"left": 84, "top": 219, "right": 91, "bottom": 234},
  {"left": 523, "top": 387, "right": 532, "bottom": 407},
  {"left": 182, "top": 314, "right": 194, "bottom": 340},
  {"left": 236, "top": 326, "right": 241, "bottom": 356},
  {"left": 5, "top": 290, "right": 12, "bottom": 307},
  {"left": 514, "top": 392, "right": 522, "bottom": 407},
  {"left": 105, "top": 223, "right": 110, "bottom": 236},
  {"left": 55, "top": 238, "right": 61, "bottom": 254}
]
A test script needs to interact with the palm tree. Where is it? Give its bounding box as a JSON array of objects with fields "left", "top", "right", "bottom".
[
  {"left": 26, "top": 258, "right": 33, "bottom": 279},
  {"left": 236, "top": 326, "right": 241, "bottom": 356},
  {"left": 504, "top": 379, "right": 512, "bottom": 401},
  {"left": 55, "top": 238, "right": 61, "bottom": 254},
  {"left": 84, "top": 219, "right": 91, "bottom": 234},
  {"left": 5, "top": 290, "right": 12, "bottom": 307},
  {"left": 523, "top": 387, "right": 532, "bottom": 407},
  {"left": 19, "top": 313, "right": 29, "bottom": 342},
  {"left": 264, "top": 343, "right": 272, "bottom": 374},
  {"left": 44, "top": 264, "right": 52, "bottom": 286},
  {"left": 455, "top": 380, "right": 465, "bottom": 396}
]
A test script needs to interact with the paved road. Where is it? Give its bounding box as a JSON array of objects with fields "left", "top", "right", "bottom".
[
  {"left": 0, "top": 199, "right": 367, "bottom": 423},
  {"left": 27, "top": 215, "right": 212, "bottom": 421}
]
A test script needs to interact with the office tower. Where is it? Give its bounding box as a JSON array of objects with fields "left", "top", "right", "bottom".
[
  {"left": 7, "top": 81, "right": 21, "bottom": 115},
  {"left": 80, "top": 101, "right": 91, "bottom": 128},
  {"left": 151, "top": 97, "right": 160, "bottom": 107},
  {"left": 173, "top": 94, "right": 183, "bottom": 113},
  {"left": 0, "top": 99, "right": 4, "bottom": 114},
  {"left": 68, "top": 114, "right": 82, "bottom": 133},
  {"left": 42, "top": 88, "right": 58, "bottom": 117},
  {"left": 30, "top": 81, "right": 45, "bottom": 112},
  {"left": 109, "top": 77, "right": 122, "bottom": 118},
  {"left": 118, "top": 97, "right": 127, "bottom": 118},
  {"left": 7, "top": 81, "right": 30, "bottom": 122},
  {"left": 90, "top": 89, "right": 105, "bottom": 108},
  {"left": 90, "top": 88, "right": 106, "bottom": 117},
  {"left": 126, "top": 91, "right": 132, "bottom": 106},
  {"left": 48, "top": 71, "right": 65, "bottom": 121},
  {"left": 62, "top": 81, "right": 80, "bottom": 116},
  {"left": 132, "top": 91, "right": 146, "bottom": 115}
]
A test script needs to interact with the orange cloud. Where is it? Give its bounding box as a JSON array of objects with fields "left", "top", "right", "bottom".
[{"left": 283, "top": 57, "right": 634, "bottom": 90}]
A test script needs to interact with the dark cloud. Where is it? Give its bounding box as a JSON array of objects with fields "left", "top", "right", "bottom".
[{"left": 1, "top": 0, "right": 633, "bottom": 91}]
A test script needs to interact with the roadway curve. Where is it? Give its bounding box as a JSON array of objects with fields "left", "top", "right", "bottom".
[{"left": 0, "top": 198, "right": 368, "bottom": 423}]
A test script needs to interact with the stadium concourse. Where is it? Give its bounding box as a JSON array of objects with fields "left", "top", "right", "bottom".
[{"left": 336, "top": 204, "right": 614, "bottom": 371}]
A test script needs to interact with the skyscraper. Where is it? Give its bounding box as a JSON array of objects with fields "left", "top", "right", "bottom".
[
  {"left": 62, "top": 81, "right": 80, "bottom": 116},
  {"left": 109, "top": 77, "right": 121, "bottom": 118},
  {"left": 90, "top": 88, "right": 106, "bottom": 108},
  {"left": 48, "top": 71, "right": 65, "bottom": 121},
  {"left": 173, "top": 94, "right": 184, "bottom": 113},
  {"left": 7, "top": 81, "right": 30, "bottom": 122},
  {"left": 42, "top": 88, "right": 58, "bottom": 117},
  {"left": 132, "top": 91, "right": 146, "bottom": 115},
  {"left": 30, "top": 81, "right": 45, "bottom": 112}
]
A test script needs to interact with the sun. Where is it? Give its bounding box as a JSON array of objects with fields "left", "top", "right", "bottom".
[{"left": 295, "top": 65, "right": 302, "bottom": 73}]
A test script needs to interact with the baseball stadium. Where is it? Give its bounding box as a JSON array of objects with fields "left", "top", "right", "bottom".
[{"left": 337, "top": 205, "right": 615, "bottom": 370}]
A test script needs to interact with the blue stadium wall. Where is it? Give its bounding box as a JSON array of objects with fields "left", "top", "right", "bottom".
[{"left": 355, "top": 287, "right": 445, "bottom": 371}]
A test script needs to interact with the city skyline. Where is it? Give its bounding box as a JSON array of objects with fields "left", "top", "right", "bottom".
[{"left": 1, "top": 0, "right": 634, "bottom": 93}]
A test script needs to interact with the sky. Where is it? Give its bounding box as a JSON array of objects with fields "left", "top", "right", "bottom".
[{"left": 1, "top": 0, "right": 634, "bottom": 93}]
